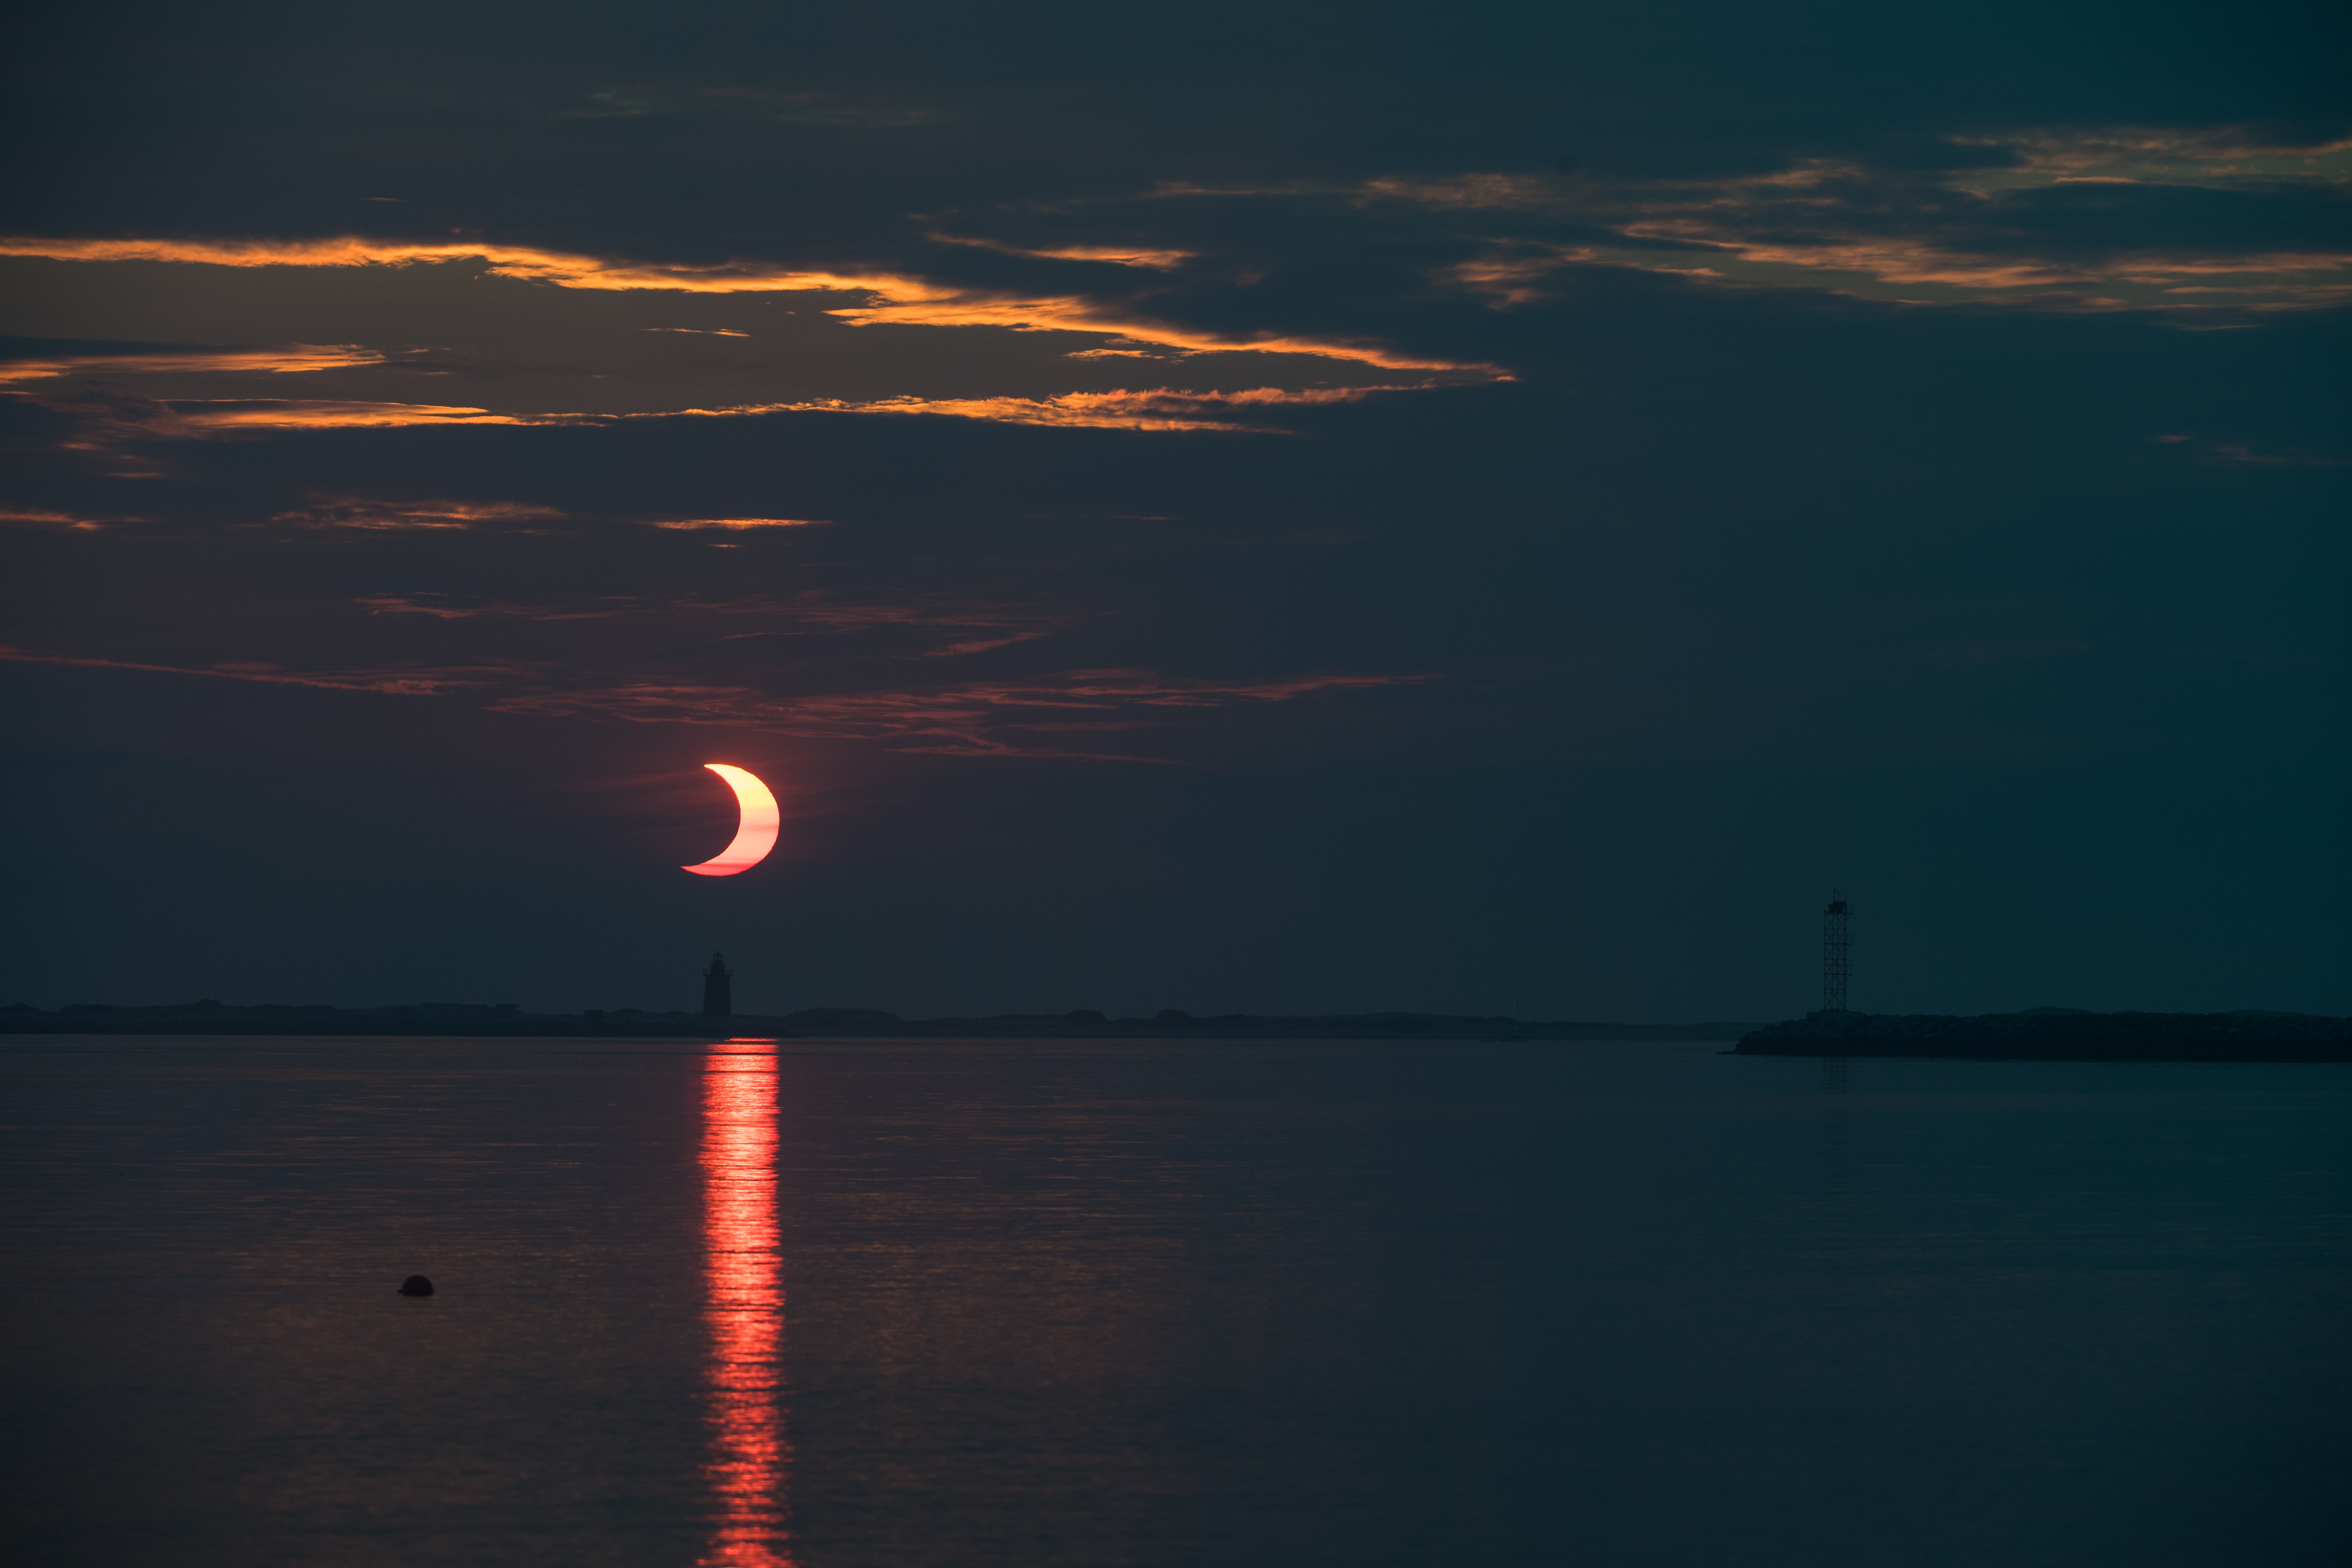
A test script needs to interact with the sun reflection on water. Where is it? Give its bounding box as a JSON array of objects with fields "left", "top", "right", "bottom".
[{"left": 702, "top": 1042, "right": 793, "bottom": 1567}]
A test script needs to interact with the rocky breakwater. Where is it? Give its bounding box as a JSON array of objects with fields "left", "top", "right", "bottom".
[{"left": 1733, "top": 1008, "right": 2352, "bottom": 1063}]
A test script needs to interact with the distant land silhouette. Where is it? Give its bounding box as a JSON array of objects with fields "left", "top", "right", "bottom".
[
  {"left": 1736, "top": 1009, "right": 2351, "bottom": 1063},
  {"left": 0, "top": 1000, "right": 1751, "bottom": 1041},
  {"left": 0, "top": 1001, "right": 721, "bottom": 1038},
  {"left": 11, "top": 1002, "right": 2341, "bottom": 1057}
]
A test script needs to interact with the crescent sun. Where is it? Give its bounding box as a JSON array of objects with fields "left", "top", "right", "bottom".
[{"left": 682, "top": 763, "right": 780, "bottom": 877}]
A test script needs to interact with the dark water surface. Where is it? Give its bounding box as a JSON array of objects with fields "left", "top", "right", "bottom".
[{"left": 2, "top": 1036, "right": 2346, "bottom": 1567}]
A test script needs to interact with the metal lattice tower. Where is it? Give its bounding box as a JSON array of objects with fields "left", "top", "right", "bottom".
[{"left": 1821, "top": 895, "right": 1851, "bottom": 1013}]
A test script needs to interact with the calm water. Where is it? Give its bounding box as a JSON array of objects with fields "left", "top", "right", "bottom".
[{"left": 2, "top": 1036, "right": 2346, "bottom": 1567}]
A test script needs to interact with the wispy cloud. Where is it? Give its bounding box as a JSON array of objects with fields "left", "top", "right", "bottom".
[
  {"left": 355, "top": 591, "right": 808, "bottom": 620},
  {"left": 2207, "top": 442, "right": 2345, "bottom": 467},
  {"left": 0, "top": 643, "right": 1431, "bottom": 759},
  {"left": 0, "top": 235, "right": 1489, "bottom": 371},
  {"left": 0, "top": 343, "right": 383, "bottom": 383},
  {"left": 1952, "top": 128, "right": 2352, "bottom": 192},
  {"left": 929, "top": 234, "right": 1194, "bottom": 270},
  {"left": 273, "top": 496, "right": 565, "bottom": 530},
  {"left": 481, "top": 666, "right": 1436, "bottom": 757},
  {"left": 356, "top": 594, "right": 582, "bottom": 619},
  {"left": 0, "top": 234, "right": 936, "bottom": 293},
  {"left": 354, "top": 589, "right": 1073, "bottom": 655},
  {"left": 0, "top": 506, "right": 113, "bottom": 530},
  {"left": 1361, "top": 139, "right": 2352, "bottom": 313},
  {"left": 646, "top": 517, "right": 831, "bottom": 529},
  {"left": 709, "top": 384, "right": 1420, "bottom": 433},
  {"left": 577, "top": 85, "right": 933, "bottom": 128},
  {"left": 171, "top": 400, "right": 553, "bottom": 429},
  {"left": 0, "top": 644, "right": 531, "bottom": 697}
]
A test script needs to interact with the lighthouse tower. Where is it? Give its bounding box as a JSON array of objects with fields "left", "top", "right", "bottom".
[
  {"left": 701, "top": 952, "right": 733, "bottom": 1018},
  {"left": 1821, "top": 896, "right": 1850, "bottom": 1013}
]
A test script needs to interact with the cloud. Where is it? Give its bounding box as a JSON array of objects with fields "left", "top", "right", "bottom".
[
  {"left": 479, "top": 666, "right": 1437, "bottom": 757},
  {"left": 930, "top": 234, "right": 1194, "bottom": 270},
  {"left": 0, "top": 640, "right": 1432, "bottom": 760},
  {"left": 1955, "top": 128, "right": 2352, "bottom": 192},
  {"left": 0, "top": 234, "right": 1491, "bottom": 371},
  {"left": 170, "top": 400, "right": 550, "bottom": 429},
  {"left": 26, "top": 375, "right": 1420, "bottom": 443},
  {"left": 730, "top": 595, "right": 1077, "bottom": 655},
  {"left": 0, "top": 506, "right": 111, "bottom": 530},
  {"left": 819, "top": 293, "right": 1480, "bottom": 370},
  {"left": 0, "top": 234, "right": 933, "bottom": 293},
  {"left": 2207, "top": 442, "right": 2345, "bottom": 467},
  {"left": 8, "top": 381, "right": 195, "bottom": 449},
  {"left": 712, "top": 384, "right": 1421, "bottom": 433},
  {"left": 1356, "top": 141, "right": 2352, "bottom": 312},
  {"left": 352, "top": 589, "right": 1076, "bottom": 655},
  {"left": 356, "top": 594, "right": 580, "bottom": 619},
  {"left": 0, "top": 343, "right": 384, "bottom": 383},
  {"left": 646, "top": 517, "right": 831, "bottom": 529},
  {"left": 576, "top": 85, "right": 933, "bottom": 128},
  {"left": 355, "top": 591, "right": 808, "bottom": 620},
  {"left": 273, "top": 496, "right": 565, "bottom": 530},
  {"left": 0, "top": 644, "right": 531, "bottom": 697}
]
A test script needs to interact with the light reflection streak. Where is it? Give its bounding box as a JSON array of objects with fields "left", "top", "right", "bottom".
[{"left": 702, "top": 1042, "right": 793, "bottom": 1567}]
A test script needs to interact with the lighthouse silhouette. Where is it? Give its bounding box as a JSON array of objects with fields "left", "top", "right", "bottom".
[{"left": 701, "top": 952, "right": 733, "bottom": 1018}]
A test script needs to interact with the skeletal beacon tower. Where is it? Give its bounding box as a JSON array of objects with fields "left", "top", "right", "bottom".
[
  {"left": 1821, "top": 895, "right": 1850, "bottom": 1013},
  {"left": 701, "top": 952, "right": 733, "bottom": 1018}
]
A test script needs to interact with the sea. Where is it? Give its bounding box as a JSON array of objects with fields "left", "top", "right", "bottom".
[{"left": 2, "top": 1036, "right": 2346, "bottom": 1567}]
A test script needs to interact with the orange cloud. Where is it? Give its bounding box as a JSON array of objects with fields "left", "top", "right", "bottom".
[
  {"left": 1607, "top": 223, "right": 2352, "bottom": 305},
  {"left": 0, "top": 234, "right": 1489, "bottom": 371},
  {"left": 821, "top": 294, "right": 1478, "bottom": 370},
  {"left": 0, "top": 234, "right": 940, "bottom": 294},
  {"left": 1968, "top": 127, "right": 2352, "bottom": 186},
  {"left": 1363, "top": 148, "right": 2352, "bottom": 312},
  {"left": 0, "top": 343, "right": 383, "bottom": 383},
  {"left": 648, "top": 517, "right": 831, "bottom": 529},
  {"left": 1616, "top": 225, "right": 2101, "bottom": 290},
  {"left": 274, "top": 496, "right": 565, "bottom": 529},
  {"left": 1440, "top": 248, "right": 1605, "bottom": 306},
  {"left": 707, "top": 384, "right": 1422, "bottom": 432},
  {"left": 171, "top": 400, "right": 549, "bottom": 429},
  {"left": 0, "top": 506, "right": 115, "bottom": 530},
  {"left": 929, "top": 234, "right": 1194, "bottom": 270},
  {"left": 1359, "top": 173, "right": 1573, "bottom": 211}
]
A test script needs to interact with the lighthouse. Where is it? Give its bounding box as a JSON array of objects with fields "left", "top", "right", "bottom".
[
  {"left": 701, "top": 952, "right": 733, "bottom": 1018},
  {"left": 1821, "top": 896, "right": 1850, "bottom": 1013}
]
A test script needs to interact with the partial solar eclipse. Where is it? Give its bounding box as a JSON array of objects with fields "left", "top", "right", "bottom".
[{"left": 682, "top": 763, "right": 779, "bottom": 877}]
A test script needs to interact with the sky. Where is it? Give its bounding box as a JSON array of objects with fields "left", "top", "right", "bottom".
[{"left": 2, "top": 0, "right": 2345, "bottom": 1021}]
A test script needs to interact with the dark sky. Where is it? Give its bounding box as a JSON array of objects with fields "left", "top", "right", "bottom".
[{"left": 3, "top": 1, "right": 2345, "bottom": 1020}]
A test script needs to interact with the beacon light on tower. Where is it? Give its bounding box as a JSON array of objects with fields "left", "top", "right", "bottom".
[{"left": 682, "top": 764, "right": 780, "bottom": 877}]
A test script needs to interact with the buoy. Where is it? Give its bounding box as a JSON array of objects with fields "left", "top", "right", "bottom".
[{"left": 398, "top": 1275, "right": 435, "bottom": 1297}]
